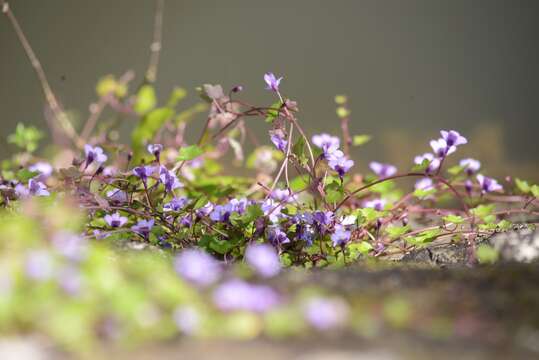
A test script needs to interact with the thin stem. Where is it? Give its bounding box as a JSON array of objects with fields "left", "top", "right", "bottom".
[
  {"left": 145, "top": 0, "right": 165, "bottom": 84},
  {"left": 1, "top": 1, "right": 82, "bottom": 148}
]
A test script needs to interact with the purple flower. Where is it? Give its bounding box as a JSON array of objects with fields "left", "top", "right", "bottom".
[
  {"left": 441, "top": 130, "right": 467, "bottom": 147},
  {"left": 174, "top": 249, "right": 221, "bottom": 287},
  {"left": 369, "top": 161, "right": 397, "bottom": 178},
  {"left": 331, "top": 224, "right": 351, "bottom": 247},
  {"left": 269, "top": 131, "right": 288, "bottom": 152},
  {"left": 459, "top": 158, "right": 481, "bottom": 175},
  {"left": 268, "top": 226, "right": 290, "bottom": 246},
  {"left": 131, "top": 219, "right": 154, "bottom": 237},
  {"left": 84, "top": 144, "right": 107, "bottom": 166},
  {"left": 261, "top": 199, "right": 284, "bottom": 223},
  {"left": 173, "top": 306, "right": 200, "bottom": 335},
  {"left": 327, "top": 150, "right": 354, "bottom": 178},
  {"left": 196, "top": 202, "right": 214, "bottom": 218},
  {"left": 57, "top": 266, "right": 83, "bottom": 296},
  {"left": 414, "top": 152, "right": 440, "bottom": 173},
  {"left": 147, "top": 143, "right": 163, "bottom": 159},
  {"left": 264, "top": 72, "right": 283, "bottom": 92},
  {"left": 271, "top": 188, "right": 298, "bottom": 203},
  {"left": 313, "top": 211, "right": 334, "bottom": 234},
  {"left": 28, "top": 179, "right": 50, "bottom": 197},
  {"left": 52, "top": 231, "right": 88, "bottom": 262},
  {"left": 163, "top": 196, "right": 189, "bottom": 212},
  {"left": 213, "top": 279, "right": 280, "bottom": 313},
  {"left": 29, "top": 161, "right": 53, "bottom": 179},
  {"left": 25, "top": 250, "right": 54, "bottom": 281},
  {"left": 106, "top": 189, "right": 128, "bottom": 203},
  {"left": 133, "top": 165, "right": 154, "bottom": 183},
  {"left": 104, "top": 212, "right": 128, "bottom": 228},
  {"left": 209, "top": 204, "right": 232, "bottom": 222},
  {"left": 304, "top": 297, "right": 348, "bottom": 331},
  {"left": 476, "top": 174, "right": 503, "bottom": 194},
  {"left": 363, "top": 198, "right": 386, "bottom": 211},
  {"left": 180, "top": 214, "right": 193, "bottom": 227},
  {"left": 312, "top": 133, "right": 340, "bottom": 158},
  {"left": 159, "top": 166, "right": 183, "bottom": 193},
  {"left": 245, "top": 243, "right": 281, "bottom": 278},
  {"left": 414, "top": 177, "right": 434, "bottom": 191},
  {"left": 430, "top": 138, "right": 456, "bottom": 158},
  {"left": 465, "top": 179, "right": 473, "bottom": 194}
]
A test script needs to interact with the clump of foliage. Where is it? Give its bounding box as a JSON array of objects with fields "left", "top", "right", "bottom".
[{"left": 0, "top": 0, "right": 537, "bottom": 354}]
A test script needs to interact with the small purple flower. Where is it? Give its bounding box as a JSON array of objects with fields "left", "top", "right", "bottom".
[
  {"left": 261, "top": 199, "right": 284, "bottom": 223},
  {"left": 363, "top": 198, "right": 387, "bottom": 211},
  {"left": 271, "top": 188, "right": 298, "bottom": 203},
  {"left": 465, "top": 179, "right": 473, "bottom": 194},
  {"left": 313, "top": 211, "right": 334, "bottom": 235},
  {"left": 312, "top": 133, "right": 340, "bottom": 158},
  {"left": 131, "top": 219, "right": 154, "bottom": 237},
  {"left": 304, "top": 297, "right": 348, "bottom": 331},
  {"left": 209, "top": 204, "right": 232, "bottom": 223},
  {"left": 327, "top": 150, "right": 354, "bottom": 178},
  {"left": 430, "top": 138, "right": 456, "bottom": 158},
  {"left": 159, "top": 166, "right": 183, "bottom": 193},
  {"left": 29, "top": 161, "right": 53, "bottom": 179},
  {"left": 331, "top": 224, "right": 351, "bottom": 247},
  {"left": 459, "top": 158, "right": 481, "bottom": 175},
  {"left": 147, "top": 143, "right": 163, "bottom": 159},
  {"left": 213, "top": 279, "right": 280, "bottom": 313},
  {"left": 84, "top": 144, "right": 107, "bottom": 166},
  {"left": 441, "top": 130, "right": 467, "bottom": 147},
  {"left": 369, "top": 161, "right": 397, "bottom": 178},
  {"left": 180, "top": 214, "right": 193, "bottom": 227},
  {"left": 415, "top": 177, "right": 434, "bottom": 191},
  {"left": 268, "top": 226, "right": 290, "bottom": 246},
  {"left": 245, "top": 243, "right": 281, "bottom": 278},
  {"left": 106, "top": 189, "right": 128, "bottom": 203},
  {"left": 57, "top": 266, "right": 83, "bottom": 296},
  {"left": 196, "top": 202, "right": 214, "bottom": 218},
  {"left": 174, "top": 249, "right": 221, "bottom": 287},
  {"left": 163, "top": 196, "right": 189, "bottom": 212},
  {"left": 173, "top": 306, "right": 200, "bottom": 335},
  {"left": 264, "top": 72, "right": 283, "bottom": 92},
  {"left": 27, "top": 179, "right": 50, "bottom": 197},
  {"left": 104, "top": 212, "right": 128, "bottom": 228},
  {"left": 52, "top": 231, "right": 88, "bottom": 262},
  {"left": 414, "top": 152, "right": 440, "bottom": 173},
  {"left": 25, "top": 250, "right": 54, "bottom": 281},
  {"left": 133, "top": 165, "right": 154, "bottom": 183},
  {"left": 269, "top": 131, "right": 288, "bottom": 152},
  {"left": 476, "top": 174, "right": 503, "bottom": 194}
]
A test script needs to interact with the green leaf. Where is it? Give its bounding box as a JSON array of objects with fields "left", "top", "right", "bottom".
[
  {"left": 515, "top": 178, "right": 531, "bottom": 194},
  {"left": 336, "top": 107, "right": 350, "bottom": 118},
  {"left": 385, "top": 224, "right": 411, "bottom": 239},
  {"left": 406, "top": 228, "right": 442, "bottom": 246},
  {"left": 476, "top": 244, "right": 498, "bottom": 264},
  {"left": 16, "top": 169, "right": 40, "bottom": 182},
  {"left": 471, "top": 204, "right": 496, "bottom": 221},
  {"left": 265, "top": 101, "right": 282, "bottom": 123},
  {"left": 352, "top": 241, "right": 373, "bottom": 255},
  {"left": 289, "top": 175, "right": 309, "bottom": 192},
  {"left": 447, "top": 165, "right": 464, "bottom": 176},
  {"left": 134, "top": 85, "right": 157, "bottom": 115},
  {"left": 8, "top": 123, "right": 43, "bottom": 153},
  {"left": 443, "top": 214, "right": 465, "bottom": 224},
  {"left": 357, "top": 207, "right": 384, "bottom": 222},
  {"left": 352, "top": 134, "right": 371, "bottom": 146},
  {"left": 177, "top": 145, "right": 204, "bottom": 161},
  {"left": 531, "top": 185, "right": 539, "bottom": 198},
  {"left": 292, "top": 137, "right": 307, "bottom": 166},
  {"left": 131, "top": 107, "right": 174, "bottom": 155},
  {"left": 96, "top": 74, "right": 127, "bottom": 97},
  {"left": 413, "top": 188, "right": 436, "bottom": 199},
  {"left": 166, "top": 87, "right": 187, "bottom": 108}
]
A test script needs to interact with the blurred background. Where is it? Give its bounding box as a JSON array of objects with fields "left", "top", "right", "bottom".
[{"left": 1, "top": 0, "right": 538, "bottom": 180}]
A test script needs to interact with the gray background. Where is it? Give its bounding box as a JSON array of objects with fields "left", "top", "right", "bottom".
[{"left": 1, "top": 0, "right": 538, "bottom": 178}]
